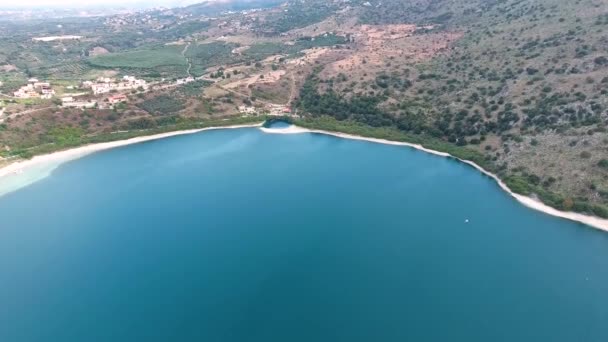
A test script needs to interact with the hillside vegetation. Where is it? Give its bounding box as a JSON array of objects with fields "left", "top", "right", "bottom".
[
  {"left": 1, "top": 0, "right": 607, "bottom": 218},
  {"left": 290, "top": 0, "right": 608, "bottom": 217}
]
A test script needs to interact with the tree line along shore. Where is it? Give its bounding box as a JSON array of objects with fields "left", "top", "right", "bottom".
[{"left": 1, "top": 114, "right": 608, "bottom": 228}]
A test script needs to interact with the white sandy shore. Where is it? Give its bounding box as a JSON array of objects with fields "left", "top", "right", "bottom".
[
  {"left": 260, "top": 125, "right": 608, "bottom": 233},
  {"left": 0, "top": 123, "right": 263, "bottom": 181},
  {"left": 1, "top": 122, "right": 607, "bottom": 232}
]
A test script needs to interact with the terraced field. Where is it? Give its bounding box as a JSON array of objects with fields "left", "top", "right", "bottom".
[
  {"left": 89, "top": 45, "right": 187, "bottom": 69},
  {"left": 186, "top": 42, "right": 237, "bottom": 76},
  {"left": 35, "top": 62, "right": 94, "bottom": 81},
  {"left": 243, "top": 34, "right": 348, "bottom": 60}
]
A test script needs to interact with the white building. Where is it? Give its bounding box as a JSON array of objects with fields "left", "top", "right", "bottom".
[
  {"left": 92, "top": 83, "right": 112, "bottom": 95},
  {"left": 87, "top": 75, "right": 148, "bottom": 95},
  {"left": 40, "top": 86, "right": 55, "bottom": 96},
  {"left": 14, "top": 84, "right": 39, "bottom": 98},
  {"left": 108, "top": 94, "right": 127, "bottom": 104},
  {"left": 13, "top": 79, "right": 54, "bottom": 99},
  {"left": 62, "top": 100, "right": 97, "bottom": 109},
  {"left": 238, "top": 106, "right": 256, "bottom": 114},
  {"left": 176, "top": 77, "right": 195, "bottom": 85},
  {"left": 32, "top": 35, "right": 82, "bottom": 42}
]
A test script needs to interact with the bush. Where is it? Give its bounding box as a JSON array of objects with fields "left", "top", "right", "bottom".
[
  {"left": 49, "top": 126, "right": 84, "bottom": 147},
  {"left": 505, "top": 175, "right": 532, "bottom": 195},
  {"left": 592, "top": 205, "right": 608, "bottom": 218},
  {"left": 138, "top": 95, "right": 184, "bottom": 115},
  {"left": 526, "top": 67, "right": 539, "bottom": 75},
  {"left": 594, "top": 56, "right": 608, "bottom": 65}
]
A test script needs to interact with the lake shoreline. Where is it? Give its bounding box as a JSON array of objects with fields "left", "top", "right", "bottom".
[
  {"left": 1, "top": 121, "right": 607, "bottom": 232},
  {"left": 0, "top": 123, "right": 263, "bottom": 182},
  {"left": 260, "top": 125, "right": 608, "bottom": 232}
]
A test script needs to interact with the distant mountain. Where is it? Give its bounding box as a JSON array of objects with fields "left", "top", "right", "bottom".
[
  {"left": 180, "top": 0, "right": 285, "bottom": 16},
  {"left": 0, "top": 0, "right": 201, "bottom": 10}
]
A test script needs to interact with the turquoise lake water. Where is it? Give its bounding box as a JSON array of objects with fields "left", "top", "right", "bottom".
[{"left": 0, "top": 126, "right": 607, "bottom": 341}]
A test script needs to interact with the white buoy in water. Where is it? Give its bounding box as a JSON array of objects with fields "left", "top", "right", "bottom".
[{"left": 465, "top": 219, "right": 469, "bottom": 223}]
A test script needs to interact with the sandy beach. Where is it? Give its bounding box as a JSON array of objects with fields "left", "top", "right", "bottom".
[
  {"left": 1, "top": 121, "right": 607, "bottom": 232},
  {"left": 260, "top": 125, "right": 608, "bottom": 232},
  {"left": 0, "top": 123, "right": 263, "bottom": 181}
]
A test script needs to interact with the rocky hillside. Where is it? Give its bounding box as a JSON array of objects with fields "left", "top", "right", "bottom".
[{"left": 292, "top": 0, "right": 608, "bottom": 217}]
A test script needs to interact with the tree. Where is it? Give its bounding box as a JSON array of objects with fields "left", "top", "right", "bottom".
[
  {"left": 562, "top": 198, "right": 574, "bottom": 211},
  {"left": 594, "top": 56, "right": 608, "bottom": 65}
]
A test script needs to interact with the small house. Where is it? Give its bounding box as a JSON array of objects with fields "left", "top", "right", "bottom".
[{"left": 108, "top": 94, "right": 127, "bottom": 105}]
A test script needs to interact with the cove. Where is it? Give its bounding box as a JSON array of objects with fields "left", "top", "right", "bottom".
[{"left": 0, "top": 126, "right": 607, "bottom": 341}]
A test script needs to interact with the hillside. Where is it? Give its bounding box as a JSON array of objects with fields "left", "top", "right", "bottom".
[
  {"left": 292, "top": 0, "right": 608, "bottom": 217},
  {"left": 0, "top": 0, "right": 607, "bottom": 218}
]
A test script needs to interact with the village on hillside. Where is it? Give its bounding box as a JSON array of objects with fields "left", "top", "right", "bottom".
[{"left": 6, "top": 75, "right": 151, "bottom": 111}]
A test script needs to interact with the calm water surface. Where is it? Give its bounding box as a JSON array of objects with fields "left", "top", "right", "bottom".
[{"left": 0, "top": 127, "right": 607, "bottom": 341}]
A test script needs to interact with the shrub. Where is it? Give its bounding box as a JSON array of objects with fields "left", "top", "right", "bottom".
[
  {"left": 526, "top": 67, "right": 539, "bottom": 75},
  {"left": 594, "top": 56, "right": 608, "bottom": 65},
  {"left": 138, "top": 95, "right": 184, "bottom": 115}
]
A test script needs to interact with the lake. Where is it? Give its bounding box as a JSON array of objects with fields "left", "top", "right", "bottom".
[{"left": 0, "top": 126, "right": 607, "bottom": 341}]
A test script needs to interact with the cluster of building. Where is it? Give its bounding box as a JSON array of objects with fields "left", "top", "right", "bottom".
[
  {"left": 105, "top": 16, "right": 155, "bottom": 27},
  {"left": 218, "top": 14, "right": 260, "bottom": 33},
  {"left": 103, "top": 10, "right": 180, "bottom": 30},
  {"left": 61, "top": 94, "right": 127, "bottom": 109},
  {"left": 238, "top": 105, "right": 257, "bottom": 115},
  {"left": 266, "top": 104, "right": 293, "bottom": 116},
  {"left": 238, "top": 104, "right": 292, "bottom": 116},
  {"left": 13, "top": 79, "right": 55, "bottom": 99},
  {"left": 82, "top": 76, "right": 148, "bottom": 95}
]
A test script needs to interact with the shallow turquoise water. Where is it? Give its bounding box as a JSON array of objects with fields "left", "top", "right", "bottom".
[{"left": 0, "top": 127, "right": 607, "bottom": 341}]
